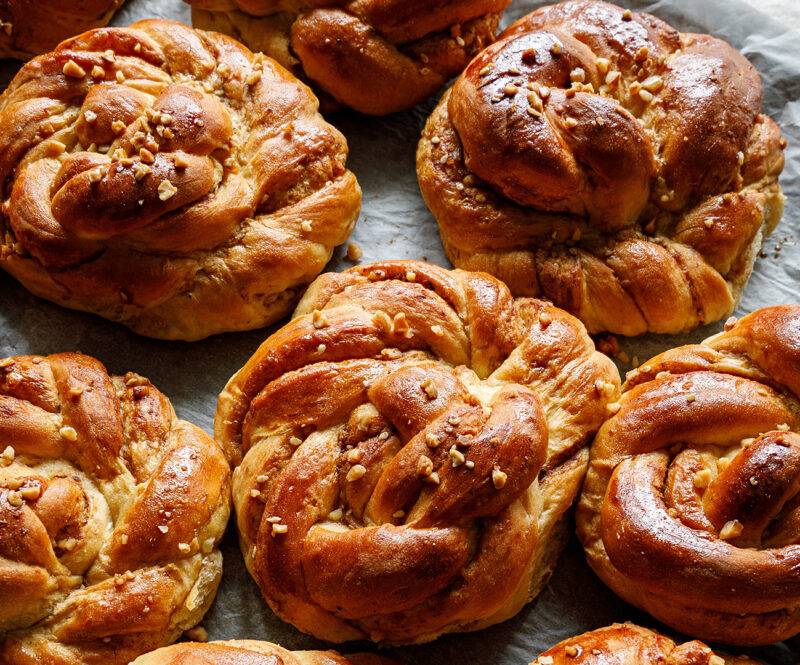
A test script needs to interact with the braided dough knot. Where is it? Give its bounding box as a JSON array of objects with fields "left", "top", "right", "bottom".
[
  {"left": 0, "top": 353, "right": 231, "bottom": 665},
  {"left": 190, "top": 0, "right": 512, "bottom": 114},
  {"left": 577, "top": 305, "right": 800, "bottom": 646},
  {"left": 0, "top": 19, "right": 360, "bottom": 339},
  {"left": 216, "top": 261, "right": 619, "bottom": 643},
  {"left": 417, "top": 0, "right": 785, "bottom": 335}
]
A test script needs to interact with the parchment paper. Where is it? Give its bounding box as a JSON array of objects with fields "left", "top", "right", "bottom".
[{"left": 1, "top": 0, "right": 798, "bottom": 663}]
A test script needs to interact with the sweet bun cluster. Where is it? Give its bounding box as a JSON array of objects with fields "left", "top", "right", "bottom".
[
  {"left": 578, "top": 305, "right": 800, "bottom": 645},
  {"left": 215, "top": 260, "right": 619, "bottom": 643},
  {"left": 187, "top": 0, "right": 512, "bottom": 115},
  {"left": 418, "top": 0, "right": 785, "bottom": 335},
  {"left": 0, "top": 353, "right": 231, "bottom": 665},
  {"left": 0, "top": 19, "right": 360, "bottom": 340}
]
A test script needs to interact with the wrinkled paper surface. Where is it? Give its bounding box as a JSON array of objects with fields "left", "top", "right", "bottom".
[{"left": 1, "top": 0, "right": 798, "bottom": 662}]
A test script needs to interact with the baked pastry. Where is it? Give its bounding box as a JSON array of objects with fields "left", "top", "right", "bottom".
[
  {"left": 530, "top": 623, "right": 759, "bottom": 665},
  {"left": 132, "top": 640, "right": 397, "bottom": 665},
  {"left": 577, "top": 305, "right": 800, "bottom": 645},
  {"left": 187, "top": 0, "right": 511, "bottom": 115},
  {"left": 417, "top": 0, "right": 785, "bottom": 336},
  {"left": 0, "top": 352, "right": 231, "bottom": 664},
  {"left": 215, "top": 260, "right": 619, "bottom": 643},
  {"left": 0, "top": 0, "right": 125, "bottom": 60},
  {"left": 0, "top": 19, "right": 361, "bottom": 340}
]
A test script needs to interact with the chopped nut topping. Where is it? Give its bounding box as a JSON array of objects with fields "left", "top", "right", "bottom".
[
  {"left": 133, "top": 163, "right": 152, "bottom": 181},
  {"left": 564, "top": 117, "right": 578, "bottom": 129},
  {"left": 265, "top": 516, "right": 282, "bottom": 523},
  {"left": 465, "top": 460, "right": 475, "bottom": 469},
  {"left": 346, "top": 241, "right": 362, "bottom": 260},
  {"left": 492, "top": 466, "right": 507, "bottom": 489},
  {"left": 328, "top": 508, "right": 343, "bottom": 521},
  {"left": 185, "top": 626, "right": 208, "bottom": 642},
  {"left": 425, "top": 432, "right": 440, "bottom": 448},
  {"left": 634, "top": 46, "right": 649, "bottom": 62},
  {"left": 421, "top": 377, "right": 438, "bottom": 400},
  {"left": 778, "top": 423, "right": 790, "bottom": 431},
  {"left": 607, "top": 402, "right": 621, "bottom": 414},
  {"left": 595, "top": 58, "right": 611, "bottom": 75},
  {"left": 539, "top": 657, "right": 554, "bottom": 665},
  {"left": 301, "top": 220, "right": 312, "bottom": 232},
  {"left": 455, "top": 35, "right": 466, "bottom": 47},
  {"left": 638, "top": 89, "right": 654, "bottom": 102},
  {"left": 178, "top": 542, "right": 191, "bottom": 553},
  {"left": 504, "top": 83, "right": 518, "bottom": 96},
  {"left": 139, "top": 147, "right": 155, "bottom": 164},
  {"left": 60, "top": 426, "right": 78, "bottom": 441},
  {"left": 622, "top": 8, "right": 633, "bottom": 20},
  {"left": 686, "top": 393, "right": 696, "bottom": 403},
  {"left": 565, "top": 645, "right": 579, "bottom": 657},
  {"left": 430, "top": 324, "right": 444, "bottom": 336},
  {"left": 346, "top": 464, "right": 367, "bottom": 482},
  {"left": 63, "top": 60, "right": 86, "bottom": 78},
  {"left": 7, "top": 490, "right": 22, "bottom": 507},
  {"left": 569, "top": 67, "right": 586, "bottom": 83},
  {"left": 158, "top": 180, "right": 178, "bottom": 201},
  {"left": 158, "top": 525, "right": 169, "bottom": 534},
  {"left": 479, "top": 64, "right": 493, "bottom": 76},
  {"left": 249, "top": 489, "right": 261, "bottom": 498},
  {"left": 642, "top": 75, "right": 663, "bottom": 91},
  {"left": 271, "top": 523, "right": 288, "bottom": 536},
  {"left": 737, "top": 151, "right": 745, "bottom": 166},
  {"left": 693, "top": 469, "right": 711, "bottom": 488},
  {"left": 120, "top": 533, "right": 129, "bottom": 544},
  {"left": 749, "top": 476, "right": 759, "bottom": 486},
  {"left": 20, "top": 484, "right": 41, "bottom": 500},
  {"left": 0, "top": 445, "right": 14, "bottom": 466},
  {"left": 246, "top": 69, "right": 262, "bottom": 85},
  {"left": 417, "top": 455, "right": 434, "bottom": 476},
  {"left": 719, "top": 519, "right": 743, "bottom": 540},
  {"left": 605, "top": 70, "right": 621, "bottom": 86},
  {"left": 425, "top": 471, "right": 440, "bottom": 485},
  {"left": 710, "top": 657, "right": 725, "bottom": 665},
  {"left": 392, "top": 510, "right": 405, "bottom": 519},
  {"left": 116, "top": 70, "right": 125, "bottom": 83},
  {"left": 289, "top": 436, "right": 302, "bottom": 447},
  {"left": 449, "top": 446, "right": 465, "bottom": 466},
  {"left": 317, "top": 344, "right": 326, "bottom": 354},
  {"left": 312, "top": 310, "right": 329, "bottom": 328},
  {"left": 550, "top": 41, "right": 562, "bottom": 55}
]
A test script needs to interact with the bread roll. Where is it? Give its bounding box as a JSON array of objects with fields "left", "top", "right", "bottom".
[
  {"left": 418, "top": 0, "right": 785, "bottom": 335},
  {"left": 215, "top": 260, "right": 619, "bottom": 643},
  {"left": 0, "top": 19, "right": 360, "bottom": 340},
  {"left": 0, "top": 352, "right": 231, "bottom": 664},
  {"left": 578, "top": 305, "right": 800, "bottom": 645}
]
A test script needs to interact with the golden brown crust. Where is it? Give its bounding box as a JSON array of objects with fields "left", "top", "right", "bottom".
[
  {"left": 0, "top": 352, "right": 231, "bottom": 665},
  {"left": 215, "top": 260, "right": 619, "bottom": 643},
  {"left": 0, "top": 19, "right": 361, "bottom": 340},
  {"left": 132, "top": 640, "right": 399, "bottom": 665},
  {"left": 189, "top": 0, "right": 510, "bottom": 115},
  {"left": 577, "top": 305, "right": 800, "bottom": 646},
  {"left": 531, "top": 623, "right": 759, "bottom": 665},
  {"left": 0, "top": 0, "right": 125, "bottom": 60},
  {"left": 417, "top": 0, "right": 785, "bottom": 336}
]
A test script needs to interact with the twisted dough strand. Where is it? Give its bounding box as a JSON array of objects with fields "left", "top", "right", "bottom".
[
  {"left": 216, "top": 260, "right": 619, "bottom": 643},
  {"left": 417, "top": 0, "right": 785, "bottom": 335},
  {"left": 577, "top": 305, "right": 800, "bottom": 645},
  {"left": 0, "top": 352, "right": 231, "bottom": 665}
]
